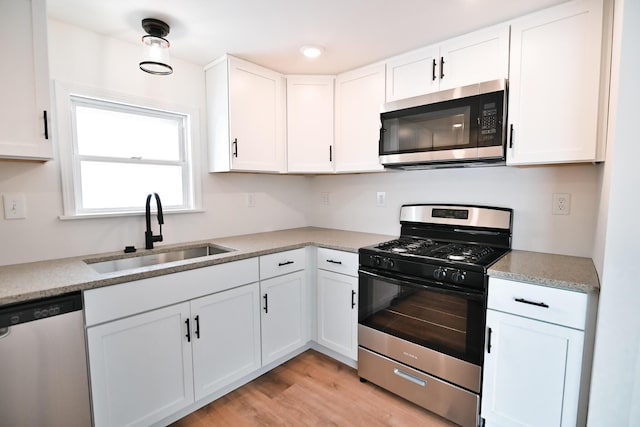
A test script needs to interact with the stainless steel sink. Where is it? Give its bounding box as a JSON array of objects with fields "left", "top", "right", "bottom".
[{"left": 86, "top": 244, "right": 234, "bottom": 274}]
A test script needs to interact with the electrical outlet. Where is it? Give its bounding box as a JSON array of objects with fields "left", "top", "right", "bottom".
[
  {"left": 321, "top": 192, "right": 330, "bottom": 205},
  {"left": 3, "top": 193, "right": 27, "bottom": 219},
  {"left": 552, "top": 193, "right": 571, "bottom": 215},
  {"left": 376, "top": 192, "right": 386, "bottom": 207},
  {"left": 247, "top": 193, "right": 256, "bottom": 208}
]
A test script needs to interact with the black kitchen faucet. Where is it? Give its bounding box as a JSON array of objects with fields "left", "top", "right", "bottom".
[{"left": 145, "top": 193, "right": 164, "bottom": 249}]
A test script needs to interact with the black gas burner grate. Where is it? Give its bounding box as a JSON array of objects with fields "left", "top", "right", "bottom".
[{"left": 375, "top": 238, "right": 496, "bottom": 264}]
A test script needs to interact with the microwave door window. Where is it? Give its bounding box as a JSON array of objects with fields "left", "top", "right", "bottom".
[
  {"left": 381, "top": 105, "right": 472, "bottom": 155},
  {"left": 432, "top": 110, "right": 470, "bottom": 149}
]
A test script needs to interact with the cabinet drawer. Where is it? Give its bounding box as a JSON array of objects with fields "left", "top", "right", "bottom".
[
  {"left": 317, "top": 248, "right": 358, "bottom": 276},
  {"left": 488, "top": 278, "right": 587, "bottom": 330},
  {"left": 259, "top": 248, "right": 306, "bottom": 279}
]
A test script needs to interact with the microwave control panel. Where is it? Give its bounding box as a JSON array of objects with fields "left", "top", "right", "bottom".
[
  {"left": 478, "top": 93, "right": 503, "bottom": 146},
  {"left": 480, "top": 102, "right": 498, "bottom": 135}
]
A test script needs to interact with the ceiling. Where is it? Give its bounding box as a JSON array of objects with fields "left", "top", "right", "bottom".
[{"left": 47, "top": 0, "right": 567, "bottom": 74}]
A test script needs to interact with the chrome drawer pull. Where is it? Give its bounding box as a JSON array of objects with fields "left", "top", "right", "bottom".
[
  {"left": 514, "top": 297, "right": 549, "bottom": 308},
  {"left": 393, "top": 368, "right": 426, "bottom": 387},
  {"left": 278, "top": 261, "right": 294, "bottom": 267},
  {"left": 326, "top": 259, "right": 342, "bottom": 265}
]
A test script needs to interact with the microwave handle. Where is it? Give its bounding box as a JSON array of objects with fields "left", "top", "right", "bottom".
[{"left": 509, "top": 124, "right": 514, "bottom": 148}]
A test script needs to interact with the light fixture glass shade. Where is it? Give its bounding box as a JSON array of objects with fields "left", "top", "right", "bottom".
[
  {"left": 140, "top": 35, "right": 173, "bottom": 75},
  {"left": 300, "top": 45, "right": 323, "bottom": 58}
]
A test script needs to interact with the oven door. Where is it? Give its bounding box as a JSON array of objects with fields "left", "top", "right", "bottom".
[{"left": 358, "top": 268, "right": 486, "bottom": 366}]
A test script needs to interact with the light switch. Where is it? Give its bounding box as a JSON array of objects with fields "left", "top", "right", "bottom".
[{"left": 3, "top": 193, "right": 27, "bottom": 219}]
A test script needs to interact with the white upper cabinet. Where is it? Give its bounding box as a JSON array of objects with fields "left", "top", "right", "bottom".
[
  {"left": 286, "top": 75, "right": 335, "bottom": 173},
  {"left": 0, "top": 0, "right": 53, "bottom": 161},
  {"left": 205, "top": 55, "right": 286, "bottom": 173},
  {"left": 385, "top": 24, "right": 509, "bottom": 102},
  {"left": 386, "top": 45, "right": 440, "bottom": 102},
  {"left": 334, "top": 63, "right": 386, "bottom": 173},
  {"left": 438, "top": 25, "right": 510, "bottom": 91},
  {"left": 507, "top": 0, "right": 605, "bottom": 165}
]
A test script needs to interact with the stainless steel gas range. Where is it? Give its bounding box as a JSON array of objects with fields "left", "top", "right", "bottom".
[{"left": 357, "top": 204, "right": 513, "bottom": 427}]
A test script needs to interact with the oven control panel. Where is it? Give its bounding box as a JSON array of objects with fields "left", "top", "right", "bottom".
[{"left": 361, "top": 253, "right": 485, "bottom": 291}]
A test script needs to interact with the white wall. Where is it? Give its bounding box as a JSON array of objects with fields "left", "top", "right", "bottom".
[
  {"left": 588, "top": 0, "right": 640, "bottom": 424},
  {"left": 0, "top": 20, "right": 310, "bottom": 267},
  {"left": 310, "top": 164, "right": 600, "bottom": 257},
  {"left": 0, "top": 19, "right": 603, "bottom": 267}
]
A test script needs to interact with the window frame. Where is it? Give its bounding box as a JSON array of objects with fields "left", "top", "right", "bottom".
[{"left": 55, "top": 81, "right": 202, "bottom": 219}]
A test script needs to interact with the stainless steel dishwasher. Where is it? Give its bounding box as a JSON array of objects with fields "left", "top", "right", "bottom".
[{"left": 0, "top": 292, "right": 92, "bottom": 427}]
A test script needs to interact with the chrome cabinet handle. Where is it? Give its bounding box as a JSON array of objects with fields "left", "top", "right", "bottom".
[
  {"left": 440, "top": 57, "right": 445, "bottom": 79},
  {"left": 185, "top": 318, "right": 191, "bottom": 342},
  {"left": 432, "top": 59, "right": 437, "bottom": 81},
  {"left": 232, "top": 138, "right": 238, "bottom": 157},
  {"left": 351, "top": 290, "right": 356, "bottom": 309},
  {"left": 194, "top": 315, "right": 200, "bottom": 339},
  {"left": 393, "top": 368, "right": 426, "bottom": 387},
  {"left": 263, "top": 294, "right": 268, "bottom": 313}
]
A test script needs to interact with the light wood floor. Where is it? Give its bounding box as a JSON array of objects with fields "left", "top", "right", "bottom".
[{"left": 171, "top": 349, "right": 457, "bottom": 426}]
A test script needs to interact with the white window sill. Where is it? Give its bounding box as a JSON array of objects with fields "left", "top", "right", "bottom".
[{"left": 59, "top": 208, "right": 205, "bottom": 221}]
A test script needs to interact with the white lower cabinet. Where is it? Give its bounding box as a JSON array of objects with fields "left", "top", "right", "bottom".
[
  {"left": 315, "top": 248, "right": 359, "bottom": 361},
  {"left": 481, "top": 278, "right": 591, "bottom": 427},
  {"left": 87, "top": 283, "right": 262, "bottom": 427},
  {"left": 316, "top": 269, "right": 358, "bottom": 360},
  {"left": 191, "top": 283, "right": 262, "bottom": 401},
  {"left": 87, "top": 302, "right": 195, "bottom": 427},
  {"left": 260, "top": 270, "right": 306, "bottom": 365}
]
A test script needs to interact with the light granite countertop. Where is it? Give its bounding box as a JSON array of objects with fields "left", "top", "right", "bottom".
[
  {"left": 1, "top": 228, "right": 600, "bottom": 306},
  {"left": 488, "top": 250, "right": 600, "bottom": 293},
  {"left": 0, "top": 227, "right": 393, "bottom": 306}
]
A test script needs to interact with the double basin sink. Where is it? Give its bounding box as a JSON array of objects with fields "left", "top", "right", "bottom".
[{"left": 86, "top": 244, "right": 234, "bottom": 274}]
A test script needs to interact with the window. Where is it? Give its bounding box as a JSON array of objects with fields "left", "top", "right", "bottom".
[{"left": 55, "top": 83, "right": 200, "bottom": 218}]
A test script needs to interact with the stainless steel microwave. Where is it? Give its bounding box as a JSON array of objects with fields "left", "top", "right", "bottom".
[{"left": 379, "top": 79, "right": 507, "bottom": 169}]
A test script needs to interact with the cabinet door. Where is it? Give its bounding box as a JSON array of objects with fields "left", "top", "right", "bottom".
[
  {"left": 261, "top": 271, "right": 306, "bottom": 365},
  {"left": 0, "top": 0, "right": 52, "bottom": 160},
  {"left": 385, "top": 45, "right": 440, "bottom": 101},
  {"left": 287, "top": 76, "right": 335, "bottom": 173},
  {"left": 334, "top": 63, "right": 386, "bottom": 172},
  {"left": 481, "top": 309, "right": 584, "bottom": 427},
  {"left": 228, "top": 56, "right": 286, "bottom": 172},
  {"left": 438, "top": 24, "right": 509, "bottom": 91},
  {"left": 507, "top": 0, "right": 603, "bottom": 165},
  {"left": 191, "top": 283, "right": 262, "bottom": 401},
  {"left": 86, "top": 302, "right": 194, "bottom": 427},
  {"left": 316, "top": 269, "right": 358, "bottom": 360}
]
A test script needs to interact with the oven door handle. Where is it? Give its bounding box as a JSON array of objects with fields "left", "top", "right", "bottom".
[
  {"left": 358, "top": 269, "right": 484, "bottom": 301},
  {"left": 453, "top": 228, "right": 501, "bottom": 236}
]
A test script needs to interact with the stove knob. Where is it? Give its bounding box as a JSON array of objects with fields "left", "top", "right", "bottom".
[
  {"left": 433, "top": 267, "right": 447, "bottom": 280},
  {"left": 387, "top": 258, "right": 395, "bottom": 268},
  {"left": 371, "top": 256, "right": 382, "bottom": 266},
  {"left": 452, "top": 271, "right": 466, "bottom": 284}
]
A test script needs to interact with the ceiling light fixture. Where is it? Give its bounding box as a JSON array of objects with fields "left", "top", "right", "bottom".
[
  {"left": 139, "top": 18, "right": 173, "bottom": 75},
  {"left": 300, "top": 45, "right": 324, "bottom": 58}
]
